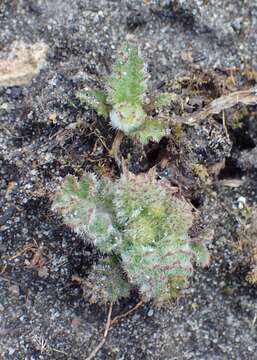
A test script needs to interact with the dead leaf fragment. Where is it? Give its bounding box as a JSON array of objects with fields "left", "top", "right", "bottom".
[
  {"left": 9, "top": 284, "right": 20, "bottom": 297},
  {"left": 219, "top": 179, "right": 244, "bottom": 187},
  {"left": 0, "top": 41, "right": 48, "bottom": 87},
  {"left": 37, "top": 266, "right": 49, "bottom": 278},
  {"left": 207, "top": 160, "right": 225, "bottom": 177},
  {"left": 48, "top": 112, "right": 58, "bottom": 124}
]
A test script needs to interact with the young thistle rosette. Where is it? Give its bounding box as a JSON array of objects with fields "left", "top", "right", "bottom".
[
  {"left": 53, "top": 171, "right": 209, "bottom": 303},
  {"left": 76, "top": 42, "right": 168, "bottom": 144}
]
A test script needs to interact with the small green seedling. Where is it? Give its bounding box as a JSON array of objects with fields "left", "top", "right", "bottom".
[
  {"left": 53, "top": 170, "right": 209, "bottom": 304},
  {"left": 77, "top": 43, "right": 174, "bottom": 144}
]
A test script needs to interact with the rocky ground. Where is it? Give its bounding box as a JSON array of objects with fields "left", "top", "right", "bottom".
[{"left": 0, "top": 1, "right": 257, "bottom": 359}]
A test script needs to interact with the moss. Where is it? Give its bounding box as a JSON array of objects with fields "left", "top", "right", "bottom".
[
  {"left": 191, "top": 164, "right": 210, "bottom": 183},
  {"left": 173, "top": 123, "right": 184, "bottom": 140}
]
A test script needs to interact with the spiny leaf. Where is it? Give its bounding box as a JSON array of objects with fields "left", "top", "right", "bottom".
[
  {"left": 191, "top": 242, "right": 210, "bottom": 267},
  {"left": 131, "top": 117, "right": 167, "bottom": 144},
  {"left": 108, "top": 44, "right": 146, "bottom": 106},
  {"left": 83, "top": 257, "right": 132, "bottom": 304},
  {"left": 153, "top": 92, "right": 177, "bottom": 109},
  {"left": 107, "top": 43, "right": 147, "bottom": 133},
  {"left": 76, "top": 89, "right": 111, "bottom": 119}
]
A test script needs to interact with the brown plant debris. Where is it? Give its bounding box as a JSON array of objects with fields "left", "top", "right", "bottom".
[
  {"left": 169, "top": 87, "right": 257, "bottom": 125},
  {"left": 186, "top": 88, "right": 257, "bottom": 124},
  {"left": 236, "top": 206, "right": 257, "bottom": 286}
]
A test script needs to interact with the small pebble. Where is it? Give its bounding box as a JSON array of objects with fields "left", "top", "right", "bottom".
[{"left": 147, "top": 309, "right": 154, "bottom": 317}]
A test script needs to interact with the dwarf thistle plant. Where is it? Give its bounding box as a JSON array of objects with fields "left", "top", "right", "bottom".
[
  {"left": 77, "top": 43, "right": 174, "bottom": 144},
  {"left": 53, "top": 171, "right": 209, "bottom": 304}
]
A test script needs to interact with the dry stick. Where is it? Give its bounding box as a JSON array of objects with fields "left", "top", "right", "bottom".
[
  {"left": 85, "top": 303, "right": 113, "bottom": 360},
  {"left": 0, "top": 264, "right": 7, "bottom": 274},
  {"left": 168, "top": 87, "right": 257, "bottom": 126},
  {"left": 111, "top": 299, "right": 144, "bottom": 326},
  {"left": 85, "top": 300, "right": 144, "bottom": 360},
  {"left": 185, "top": 87, "right": 257, "bottom": 124},
  {"left": 52, "top": 348, "right": 68, "bottom": 356}
]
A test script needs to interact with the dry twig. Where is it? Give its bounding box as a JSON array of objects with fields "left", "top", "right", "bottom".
[
  {"left": 111, "top": 299, "right": 144, "bottom": 326},
  {"left": 186, "top": 87, "right": 257, "bottom": 124},
  {"left": 169, "top": 87, "right": 257, "bottom": 125},
  {"left": 85, "top": 303, "right": 113, "bottom": 360},
  {"left": 85, "top": 300, "right": 144, "bottom": 360}
]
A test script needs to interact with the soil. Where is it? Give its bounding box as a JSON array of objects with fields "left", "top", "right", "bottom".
[{"left": 0, "top": 1, "right": 257, "bottom": 359}]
